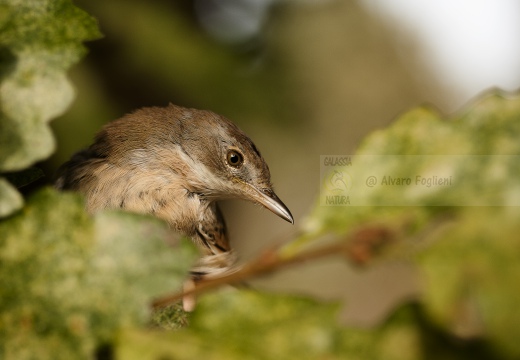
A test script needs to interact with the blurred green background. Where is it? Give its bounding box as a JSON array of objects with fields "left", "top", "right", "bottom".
[{"left": 41, "top": 0, "right": 519, "bottom": 326}]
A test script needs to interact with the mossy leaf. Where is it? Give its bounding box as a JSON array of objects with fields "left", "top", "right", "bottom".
[
  {"left": 0, "top": 177, "right": 23, "bottom": 217},
  {"left": 294, "top": 91, "right": 520, "bottom": 357},
  {"left": 0, "top": 0, "right": 101, "bottom": 172},
  {"left": 0, "top": 188, "right": 197, "bottom": 360},
  {"left": 305, "top": 92, "right": 520, "bottom": 237},
  {"left": 118, "top": 290, "right": 427, "bottom": 360}
]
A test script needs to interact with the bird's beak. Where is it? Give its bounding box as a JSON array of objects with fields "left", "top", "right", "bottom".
[{"left": 247, "top": 186, "right": 294, "bottom": 224}]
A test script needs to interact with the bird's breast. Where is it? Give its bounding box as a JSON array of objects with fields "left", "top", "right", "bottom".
[{"left": 83, "top": 163, "right": 204, "bottom": 237}]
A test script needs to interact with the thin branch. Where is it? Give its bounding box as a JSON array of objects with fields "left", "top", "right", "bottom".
[{"left": 151, "top": 225, "right": 394, "bottom": 309}]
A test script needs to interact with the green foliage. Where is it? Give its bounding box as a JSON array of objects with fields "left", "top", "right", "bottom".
[
  {"left": 0, "top": 188, "right": 197, "bottom": 359},
  {"left": 0, "top": 178, "right": 22, "bottom": 217},
  {"left": 0, "top": 0, "right": 101, "bottom": 171},
  {"left": 0, "top": 168, "right": 45, "bottom": 217},
  {"left": 417, "top": 207, "right": 520, "bottom": 358},
  {"left": 305, "top": 93, "right": 520, "bottom": 236},
  {"left": 296, "top": 92, "right": 520, "bottom": 358},
  {"left": 118, "top": 290, "right": 411, "bottom": 360},
  {"left": 150, "top": 302, "right": 190, "bottom": 331},
  {"left": 0, "top": 0, "right": 101, "bottom": 217},
  {"left": 119, "top": 290, "right": 497, "bottom": 360}
]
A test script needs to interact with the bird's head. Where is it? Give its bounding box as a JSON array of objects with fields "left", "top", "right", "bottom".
[
  {"left": 101, "top": 104, "right": 293, "bottom": 224},
  {"left": 176, "top": 106, "right": 294, "bottom": 224}
]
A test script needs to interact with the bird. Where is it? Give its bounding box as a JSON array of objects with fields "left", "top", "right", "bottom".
[{"left": 55, "top": 103, "right": 293, "bottom": 280}]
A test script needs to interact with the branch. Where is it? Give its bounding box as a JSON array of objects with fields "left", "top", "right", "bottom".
[{"left": 151, "top": 225, "right": 395, "bottom": 310}]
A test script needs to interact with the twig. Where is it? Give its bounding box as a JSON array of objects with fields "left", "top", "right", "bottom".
[{"left": 151, "top": 225, "right": 394, "bottom": 309}]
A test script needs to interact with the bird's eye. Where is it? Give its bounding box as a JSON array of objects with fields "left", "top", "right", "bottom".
[{"left": 226, "top": 150, "right": 244, "bottom": 168}]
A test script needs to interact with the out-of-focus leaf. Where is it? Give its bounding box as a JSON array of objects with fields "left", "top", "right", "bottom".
[
  {"left": 0, "top": 0, "right": 101, "bottom": 172},
  {"left": 304, "top": 92, "right": 520, "bottom": 238},
  {"left": 417, "top": 207, "right": 520, "bottom": 358},
  {"left": 120, "top": 290, "right": 496, "bottom": 360},
  {"left": 117, "top": 290, "right": 419, "bottom": 360},
  {"left": 292, "top": 91, "right": 520, "bottom": 357},
  {"left": 120, "top": 291, "right": 345, "bottom": 360},
  {"left": 0, "top": 0, "right": 101, "bottom": 218},
  {"left": 0, "top": 177, "right": 22, "bottom": 217},
  {"left": 89, "top": 209, "right": 197, "bottom": 339},
  {"left": 185, "top": 290, "right": 347, "bottom": 360},
  {"left": 0, "top": 188, "right": 197, "bottom": 360}
]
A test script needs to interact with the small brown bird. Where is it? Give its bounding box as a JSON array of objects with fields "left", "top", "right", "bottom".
[{"left": 56, "top": 104, "right": 293, "bottom": 278}]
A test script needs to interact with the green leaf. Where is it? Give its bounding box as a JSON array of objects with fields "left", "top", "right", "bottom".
[
  {"left": 119, "top": 289, "right": 502, "bottom": 360},
  {"left": 120, "top": 290, "right": 493, "bottom": 360},
  {"left": 0, "top": 177, "right": 23, "bottom": 217},
  {"left": 305, "top": 92, "right": 520, "bottom": 237},
  {"left": 117, "top": 290, "right": 379, "bottom": 360},
  {"left": 0, "top": 188, "right": 197, "bottom": 360},
  {"left": 90, "top": 210, "right": 197, "bottom": 337},
  {"left": 294, "top": 91, "right": 520, "bottom": 357},
  {"left": 0, "top": 0, "right": 102, "bottom": 172},
  {"left": 417, "top": 207, "right": 520, "bottom": 358}
]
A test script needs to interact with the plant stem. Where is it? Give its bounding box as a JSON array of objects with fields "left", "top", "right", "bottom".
[{"left": 151, "top": 225, "right": 394, "bottom": 309}]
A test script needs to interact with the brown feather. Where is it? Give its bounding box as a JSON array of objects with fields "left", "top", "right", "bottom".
[{"left": 56, "top": 104, "right": 291, "bottom": 278}]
